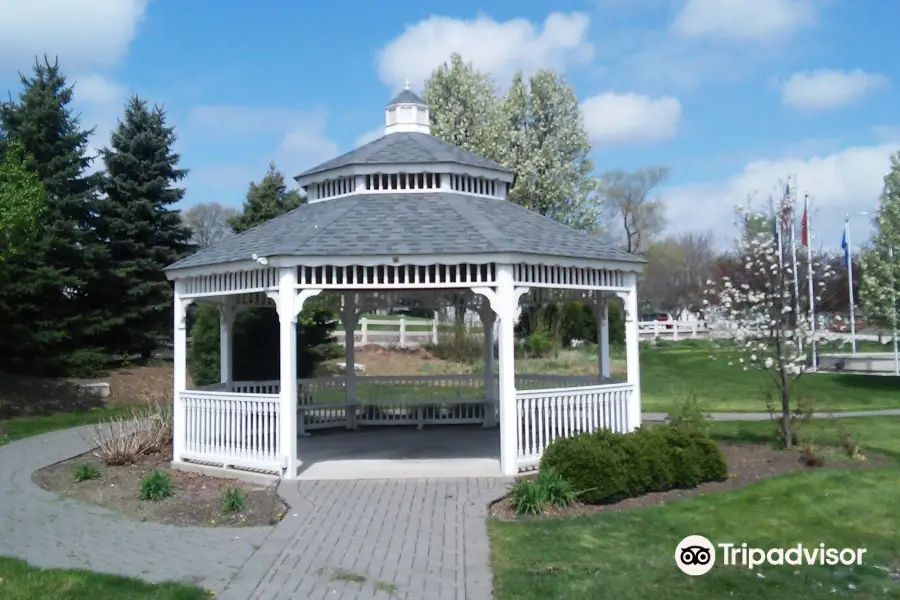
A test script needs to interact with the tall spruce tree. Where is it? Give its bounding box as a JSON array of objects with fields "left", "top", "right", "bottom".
[
  {"left": 227, "top": 162, "right": 303, "bottom": 233},
  {"left": 0, "top": 57, "right": 110, "bottom": 375},
  {"left": 189, "top": 164, "right": 337, "bottom": 385},
  {"left": 97, "top": 95, "right": 193, "bottom": 360}
]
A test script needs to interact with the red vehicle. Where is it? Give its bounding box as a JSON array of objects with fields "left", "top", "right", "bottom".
[{"left": 641, "top": 312, "right": 675, "bottom": 329}]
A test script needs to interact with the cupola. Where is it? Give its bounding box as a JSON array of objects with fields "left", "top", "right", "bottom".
[{"left": 384, "top": 80, "right": 430, "bottom": 136}]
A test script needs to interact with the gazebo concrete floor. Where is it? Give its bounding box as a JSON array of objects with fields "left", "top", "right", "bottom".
[{"left": 296, "top": 424, "right": 503, "bottom": 480}]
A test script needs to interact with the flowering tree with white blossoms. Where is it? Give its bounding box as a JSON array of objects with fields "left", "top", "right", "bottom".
[{"left": 705, "top": 199, "right": 835, "bottom": 448}]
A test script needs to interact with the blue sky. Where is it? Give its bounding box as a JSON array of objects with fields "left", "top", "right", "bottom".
[{"left": 1, "top": 0, "right": 898, "bottom": 250}]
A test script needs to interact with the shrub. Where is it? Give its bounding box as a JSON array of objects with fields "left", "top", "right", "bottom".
[
  {"left": 189, "top": 297, "right": 340, "bottom": 387},
  {"left": 524, "top": 331, "right": 556, "bottom": 358},
  {"left": 220, "top": 487, "right": 247, "bottom": 513},
  {"left": 540, "top": 425, "right": 728, "bottom": 505},
  {"left": 139, "top": 469, "right": 173, "bottom": 501},
  {"left": 665, "top": 393, "right": 712, "bottom": 434},
  {"left": 508, "top": 467, "right": 578, "bottom": 516},
  {"left": 73, "top": 463, "right": 102, "bottom": 482},
  {"left": 91, "top": 402, "right": 173, "bottom": 466},
  {"left": 423, "top": 331, "right": 483, "bottom": 364}
]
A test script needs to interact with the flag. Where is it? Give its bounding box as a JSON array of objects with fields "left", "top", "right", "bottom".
[
  {"left": 841, "top": 227, "right": 849, "bottom": 266},
  {"left": 800, "top": 206, "right": 809, "bottom": 247},
  {"left": 780, "top": 182, "right": 793, "bottom": 230}
]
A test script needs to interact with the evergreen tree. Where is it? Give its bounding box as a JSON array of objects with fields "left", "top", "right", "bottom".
[
  {"left": 227, "top": 162, "right": 303, "bottom": 233},
  {"left": 861, "top": 151, "right": 900, "bottom": 330},
  {"left": 96, "top": 95, "right": 193, "bottom": 359},
  {"left": 0, "top": 57, "right": 109, "bottom": 375},
  {"left": 189, "top": 165, "right": 337, "bottom": 386}
]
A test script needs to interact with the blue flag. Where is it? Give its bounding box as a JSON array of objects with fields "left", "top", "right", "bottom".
[{"left": 841, "top": 228, "right": 849, "bottom": 266}]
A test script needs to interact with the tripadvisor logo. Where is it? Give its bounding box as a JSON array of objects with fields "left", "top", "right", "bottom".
[{"left": 675, "top": 535, "right": 867, "bottom": 576}]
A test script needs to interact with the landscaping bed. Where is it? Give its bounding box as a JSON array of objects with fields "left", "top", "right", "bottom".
[
  {"left": 490, "top": 441, "right": 892, "bottom": 520},
  {"left": 33, "top": 445, "right": 286, "bottom": 528}
]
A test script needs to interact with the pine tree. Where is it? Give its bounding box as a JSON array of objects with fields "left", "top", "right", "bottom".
[
  {"left": 227, "top": 162, "right": 303, "bottom": 233},
  {"left": 0, "top": 57, "right": 109, "bottom": 375},
  {"left": 96, "top": 95, "right": 194, "bottom": 359}
]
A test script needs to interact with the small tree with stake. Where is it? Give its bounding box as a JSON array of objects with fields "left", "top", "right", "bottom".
[{"left": 704, "top": 196, "right": 834, "bottom": 448}]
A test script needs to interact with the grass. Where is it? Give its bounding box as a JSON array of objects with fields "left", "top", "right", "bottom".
[
  {"left": 490, "top": 416, "right": 900, "bottom": 600},
  {"left": 0, "top": 406, "right": 134, "bottom": 447},
  {"left": 640, "top": 346, "right": 900, "bottom": 412},
  {"left": 0, "top": 556, "right": 208, "bottom": 599}
]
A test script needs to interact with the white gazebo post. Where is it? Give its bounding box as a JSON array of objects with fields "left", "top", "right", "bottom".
[
  {"left": 478, "top": 300, "right": 497, "bottom": 428},
  {"left": 341, "top": 293, "right": 359, "bottom": 430},
  {"left": 172, "top": 281, "right": 192, "bottom": 463},
  {"left": 218, "top": 299, "right": 236, "bottom": 392},
  {"left": 474, "top": 264, "right": 529, "bottom": 476},
  {"left": 620, "top": 273, "right": 642, "bottom": 431},
  {"left": 594, "top": 293, "right": 611, "bottom": 380}
]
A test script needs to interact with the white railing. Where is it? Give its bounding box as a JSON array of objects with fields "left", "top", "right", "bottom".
[
  {"left": 638, "top": 321, "right": 709, "bottom": 340},
  {"left": 341, "top": 316, "right": 439, "bottom": 349},
  {"left": 180, "top": 390, "right": 281, "bottom": 473},
  {"left": 515, "top": 383, "right": 634, "bottom": 471}
]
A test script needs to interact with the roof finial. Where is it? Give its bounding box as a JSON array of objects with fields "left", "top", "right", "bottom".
[{"left": 403, "top": 78, "right": 410, "bottom": 91}]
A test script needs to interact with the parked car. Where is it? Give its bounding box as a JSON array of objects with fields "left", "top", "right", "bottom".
[{"left": 640, "top": 312, "right": 675, "bottom": 329}]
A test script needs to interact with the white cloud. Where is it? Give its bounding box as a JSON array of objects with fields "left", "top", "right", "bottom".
[
  {"left": 187, "top": 105, "right": 339, "bottom": 186},
  {"left": 376, "top": 12, "right": 594, "bottom": 91},
  {"left": 581, "top": 92, "right": 682, "bottom": 145},
  {"left": 663, "top": 143, "right": 899, "bottom": 249},
  {"left": 0, "top": 0, "right": 149, "bottom": 69},
  {"left": 781, "top": 69, "right": 889, "bottom": 111},
  {"left": 671, "top": 0, "right": 816, "bottom": 42},
  {"left": 355, "top": 126, "right": 385, "bottom": 148}
]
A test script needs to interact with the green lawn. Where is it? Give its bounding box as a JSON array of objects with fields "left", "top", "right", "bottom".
[
  {"left": 0, "top": 406, "right": 133, "bottom": 447},
  {"left": 490, "top": 416, "right": 900, "bottom": 600},
  {"left": 640, "top": 346, "right": 900, "bottom": 412},
  {"left": 0, "top": 557, "right": 207, "bottom": 599}
]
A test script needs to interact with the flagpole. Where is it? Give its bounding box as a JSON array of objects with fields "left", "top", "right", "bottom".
[
  {"left": 845, "top": 218, "right": 857, "bottom": 353},
  {"left": 789, "top": 176, "right": 802, "bottom": 351},
  {"left": 804, "top": 192, "right": 817, "bottom": 369},
  {"left": 890, "top": 245, "right": 899, "bottom": 375}
]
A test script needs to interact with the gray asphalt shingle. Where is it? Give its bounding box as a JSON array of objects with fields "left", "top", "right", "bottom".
[
  {"left": 294, "top": 133, "right": 514, "bottom": 179},
  {"left": 388, "top": 89, "right": 425, "bottom": 105},
  {"left": 166, "top": 193, "right": 642, "bottom": 270}
]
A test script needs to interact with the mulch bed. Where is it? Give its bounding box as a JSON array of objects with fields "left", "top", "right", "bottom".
[
  {"left": 489, "top": 442, "right": 894, "bottom": 520},
  {"left": 33, "top": 446, "right": 287, "bottom": 528}
]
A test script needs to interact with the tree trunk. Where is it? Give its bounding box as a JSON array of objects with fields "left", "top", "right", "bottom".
[{"left": 780, "top": 384, "right": 793, "bottom": 449}]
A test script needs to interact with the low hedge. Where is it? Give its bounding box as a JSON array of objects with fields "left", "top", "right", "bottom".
[{"left": 539, "top": 425, "right": 728, "bottom": 505}]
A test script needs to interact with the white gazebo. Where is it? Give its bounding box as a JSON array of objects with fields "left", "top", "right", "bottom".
[{"left": 164, "top": 86, "right": 645, "bottom": 479}]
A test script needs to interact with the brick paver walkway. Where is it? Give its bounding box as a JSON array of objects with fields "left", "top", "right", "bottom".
[
  {"left": 221, "top": 478, "right": 509, "bottom": 600},
  {"left": 0, "top": 426, "right": 271, "bottom": 591},
  {"left": 0, "top": 426, "right": 510, "bottom": 599}
]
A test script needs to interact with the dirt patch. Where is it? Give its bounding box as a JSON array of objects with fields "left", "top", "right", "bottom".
[
  {"left": 68, "top": 363, "right": 176, "bottom": 405},
  {"left": 489, "top": 442, "right": 894, "bottom": 520},
  {"left": 0, "top": 362, "right": 179, "bottom": 419},
  {"left": 324, "top": 346, "right": 475, "bottom": 376},
  {"left": 33, "top": 446, "right": 287, "bottom": 528},
  {"left": 0, "top": 371, "right": 102, "bottom": 419}
]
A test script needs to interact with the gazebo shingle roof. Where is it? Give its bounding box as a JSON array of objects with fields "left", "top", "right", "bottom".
[
  {"left": 166, "top": 192, "right": 642, "bottom": 270},
  {"left": 295, "top": 133, "right": 514, "bottom": 179}
]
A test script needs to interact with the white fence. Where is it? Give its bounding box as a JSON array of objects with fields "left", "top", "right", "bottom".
[
  {"left": 515, "top": 383, "right": 634, "bottom": 470},
  {"left": 338, "top": 317, "right": 440, "bottom": 348},
  {"left": 180, "top": 390, "right": 281, "bottom": 472},
  {"left": 342, "top": 317, "right": 713, "bottom": 349},
  {"left": 638, "top": 321, "right": 710, "bottom": 340},
  {"left": 184, "top": 373, "right": 616, "bottom": 473}
]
